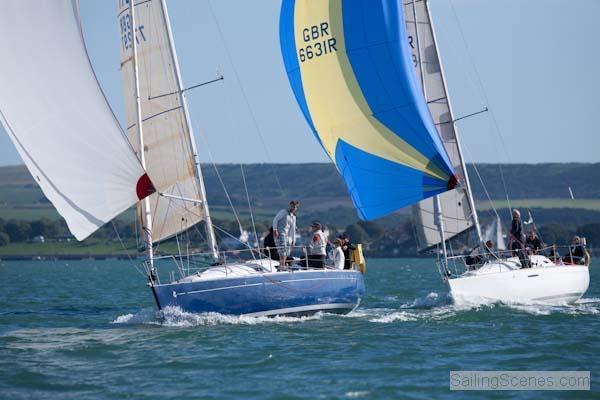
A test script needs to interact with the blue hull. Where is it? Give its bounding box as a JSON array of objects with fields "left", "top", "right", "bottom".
[{"left": 152, "top": 270, "right": 365, "bottom": 316}]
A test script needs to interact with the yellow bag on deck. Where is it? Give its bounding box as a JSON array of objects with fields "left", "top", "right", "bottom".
[{"left": 351, "top": 244, "right": 366, "bottom": 274}]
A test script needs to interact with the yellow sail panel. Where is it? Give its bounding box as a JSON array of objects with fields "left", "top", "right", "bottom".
[
  {"left": 293, "top": 1, "right": 446, "bottom": 181},
  {"left": 281, "top": 0, "right": 457, "bottom": 220}
]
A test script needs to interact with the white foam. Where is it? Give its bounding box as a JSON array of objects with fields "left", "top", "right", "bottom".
[
  {"left": 111, "top": 308, "right": 156, "bottom": 325},
  {"left": 369, "top": 311, "right": 418, "bottom": 323},
  {"left": 159, "top": 306, "right": 328, "bottom": 326},
  {"left": 113, "top": 306, "right": 326, "bottom": 327},
  {"left": 112, "top": 314, "right": 134, "bottom": 324},
  {"left": 345, "top": 391, "right": 370, "bottom": 398},
  {"left": 401, "top": 291, "right": 451, "bottom": 309}
]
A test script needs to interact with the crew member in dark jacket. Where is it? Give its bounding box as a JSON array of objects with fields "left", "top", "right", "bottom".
[
  {"left": 525, "top": 230, "right": 542, "bottom": 254},
  {"left": 509, "top": 209, "right": 530, "bottom": 267},
  {"left": 340, "top": 234, "right": 356, "bottom": 270},
  {"left": 263, "top": 227, "right": 279, "bottom": 261},
  {"left": 509, "top": 209, "right": 524, "bottom": 253},
  {"left": 564, "top": 236, "right": 585, "bottom": 264}
]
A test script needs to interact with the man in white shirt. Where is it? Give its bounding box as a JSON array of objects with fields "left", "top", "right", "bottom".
[
  {"left": 329, "top": 238, "right": 345, "bottom": 270},
  {"left": 272, "top": 200, "right": 299, "bottom": 270}
]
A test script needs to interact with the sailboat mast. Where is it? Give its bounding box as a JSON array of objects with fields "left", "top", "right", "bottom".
[
  {"left": 160, "top": 0, "right": 219, "bottom": 259},
  {"left": 411, "top": 0, "right": 448, "bottom": 257},
  {"left": 424, "top": 0, "right": 483, "bottom": 244},
  {"left": 129, "top": 0, "right": 154, "bottom": 271}
]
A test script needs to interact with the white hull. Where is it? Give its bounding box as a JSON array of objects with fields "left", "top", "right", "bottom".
[{"left": 448, "top": 256, "right": 590, "bottom": 305}]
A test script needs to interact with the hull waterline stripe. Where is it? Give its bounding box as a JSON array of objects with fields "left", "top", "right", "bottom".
[
  {"left": 173, "top": 277, "right": 358, "bottom": 297},
  {"left": 241, "top": 302, "right": 356, "bottom": 317}
]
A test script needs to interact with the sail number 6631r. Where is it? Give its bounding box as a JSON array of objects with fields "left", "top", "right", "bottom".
[{"left": 298, "top": 22, "right": 338, "bottom": 63}]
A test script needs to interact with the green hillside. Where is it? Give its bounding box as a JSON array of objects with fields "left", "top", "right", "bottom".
[
  {"left": 1, "top": 163, "right": 600, "bottom": 225},
  {"left": 1, "top": 163, "right": 600, "bottom": 257}
]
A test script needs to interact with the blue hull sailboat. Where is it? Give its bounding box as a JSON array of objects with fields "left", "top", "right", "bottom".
[
  {"left": 0, "top": 0, "right": 460, "bottom": 317},
  {"left": 152, "top": 267, "right": 364, "bottom": 317}
]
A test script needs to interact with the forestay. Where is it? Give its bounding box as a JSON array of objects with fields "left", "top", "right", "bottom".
[
  {"left": 118, "top": 0, "right": 209, "bottom": 243},
  {"left": 280, "top": 0, "right": 458, "bottom": 221},
  {"left": 0, "top": 0, "right": 154, "bottom": 241},
  {"left": 404, "top": 0, "right": 475, "bottom": 249}
]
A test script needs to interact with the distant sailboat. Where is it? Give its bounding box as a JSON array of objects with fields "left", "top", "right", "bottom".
[
  {"left": 402, "top": 0, "right": 589, "bottom": 304},
  {"left": 483, "top": 215, "right": 506, "bottom": 251}
]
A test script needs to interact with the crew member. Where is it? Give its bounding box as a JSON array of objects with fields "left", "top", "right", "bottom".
[
  {"left": 525, "top": 230, "right": 542, "bottom": 254},
  {"left": 509, "top": 209, "right": 530, "bottom": 267},
  {"left": 340, "top": 234, "right": 356, "bottom": 270},
  {"left": 307, "top": 221, "right": 327, "bottom": 268},
  {"left": 564, "top": 235, "right": 585, "bottom": 264},
  {"left": 262, "top": 227, "right": 279, "bottom": 261},
  {"left": 329, "top": 238, "right": 345, "bottom": 270},
  {"left": 484, "top": 240, "right": 495, "bottom": 257},
  {"left": 272, "top": 200, "right": 299, "bottom": 270}
]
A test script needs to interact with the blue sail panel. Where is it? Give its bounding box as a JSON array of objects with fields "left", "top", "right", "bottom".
[{"left": 279, "top": 0, "right": 457, "bottom": 220}]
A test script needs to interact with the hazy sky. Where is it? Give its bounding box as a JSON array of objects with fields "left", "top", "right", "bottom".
[{"left": 1, "top": 0, "right": 599, "bottom": 166}]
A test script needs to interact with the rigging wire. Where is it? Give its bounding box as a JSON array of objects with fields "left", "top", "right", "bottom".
[
  {"left": 206, "top": 0, "right": 284, "bottom": 193},
  {"left": 191, "top": 110, "right": 245, "bottom": 237},
  {"left": 448, "top": 0, "right": 514, "bottom": 217},
  {"left": 240, "top": 164, "right": 260, "bottom": 252},
  {"left": 110, "top": 220, "right": 147, "bottom": 279},
  {"left": 159, "top": 193, "right": 257, "bottom": 255},
  {"left": 212, "top": 223, "right": 258, "bottom": 254}
]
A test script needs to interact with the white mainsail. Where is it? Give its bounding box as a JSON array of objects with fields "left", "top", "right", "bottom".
[
  {"left": 0, "top": 0, "right": 153, "bottom": 241},
  {"left": 117, "top": 0, "right": 213, "bottom": 244},
  {"left": 404, "top": 0, "right": 475, "bottom": 250}
]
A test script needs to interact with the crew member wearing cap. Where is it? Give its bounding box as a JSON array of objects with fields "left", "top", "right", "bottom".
[{"left": 306, "top": 221, "right": 327, "bottom": 268}]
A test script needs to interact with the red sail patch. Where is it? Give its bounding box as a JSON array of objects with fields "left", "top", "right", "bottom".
[
  {"left": 447, "top": 175, "right": 459, "bottom": 190},
  {"left": 136, "top": 173, "right": 155, "bottom": 200}
]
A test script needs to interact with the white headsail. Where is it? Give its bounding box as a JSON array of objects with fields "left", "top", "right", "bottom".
[
  {"left": 404, "top": 0, "right": 476, "bottom": 250},
  {"left": 0, "top": 0, "right": 154, "bottom": 241},
  {"left": 117, "top": 0, "right": 214, "bottom": 245}
]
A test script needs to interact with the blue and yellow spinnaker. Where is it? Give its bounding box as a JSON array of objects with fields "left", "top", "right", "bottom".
[{"left": 279, "top": 0, "right": 457, "bottom": 220}]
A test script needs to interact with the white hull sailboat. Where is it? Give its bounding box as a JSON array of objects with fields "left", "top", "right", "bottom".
[
  {"left": 447, "top": 256, "right": 589, "bottom": 305},
  {"left": 404, "top": 0, "right": 590, "bottom": 304}
]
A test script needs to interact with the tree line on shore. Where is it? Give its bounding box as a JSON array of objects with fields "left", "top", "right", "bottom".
[{"left": 1, "top": 216, "right": 598, "bottom": 257}]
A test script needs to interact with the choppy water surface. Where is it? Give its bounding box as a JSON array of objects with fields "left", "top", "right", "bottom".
[{"left": 0, "top": 259, "right": 598, "bottom": 399}]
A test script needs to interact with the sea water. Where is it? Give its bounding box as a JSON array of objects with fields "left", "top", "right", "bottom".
[{"left": 0, "top": 259, "right": 598, "bottom": 399}]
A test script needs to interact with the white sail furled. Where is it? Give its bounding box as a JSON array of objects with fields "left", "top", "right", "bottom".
[
  {"left": 118, "top": 0, "right": 210, "bottom": 243},
  {"left": 404, "top": 0, "right": 475, "bottom": 250},
  {"left": 0, "top": 0, "right": 154, "bottom": 241}
]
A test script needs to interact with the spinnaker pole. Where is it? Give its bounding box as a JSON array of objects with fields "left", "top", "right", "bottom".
[{"left": 129, "top": 0, "right": 155, "bottom": 275}]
